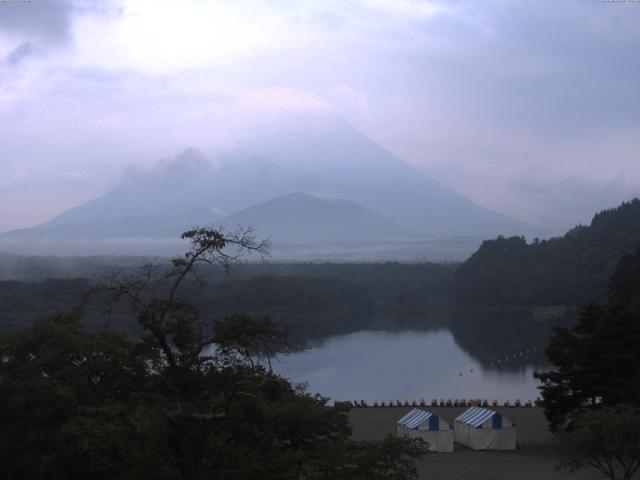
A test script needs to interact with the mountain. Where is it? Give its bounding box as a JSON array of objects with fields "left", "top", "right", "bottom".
[
  {"left": 208, "top": 115, "right": 537, "bottom": 239},
  {"left": 450, "top": 198, "right": 640, "bottom": 307},
  {"left": 2, "top": 208, "right": 220, "bottom": 240},
  {"left": 28, "top": 150, "right": 222, "bottom": 237},
  {"left": 0, "top": 114, "right": 538, "bottom": 258},
  {"left": 0, "top": 151, "right": 222, "bottom": 253},
  {"left": 218, "top": 193, "right": 414, "bottom": 246}
]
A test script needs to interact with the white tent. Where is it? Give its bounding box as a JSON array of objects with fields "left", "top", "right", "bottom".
[
  {"left": 397, "top": 408, "right": 454, "bottom": 453},
  {"left": 453, "top": 407, "right": 516, "bottom": 450}
]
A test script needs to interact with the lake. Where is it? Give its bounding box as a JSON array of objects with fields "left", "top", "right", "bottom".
[{"left": 275, "top": 329, "right": 548, "bottom": 404}]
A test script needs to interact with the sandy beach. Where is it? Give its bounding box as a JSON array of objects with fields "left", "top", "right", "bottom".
[{"left": 349, "top": 407, "right": 604, "bottom": 480}]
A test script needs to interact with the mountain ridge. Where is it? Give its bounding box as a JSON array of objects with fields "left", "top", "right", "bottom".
[{"left": 217, "top": 192, "right": 415, "bottom": 246}]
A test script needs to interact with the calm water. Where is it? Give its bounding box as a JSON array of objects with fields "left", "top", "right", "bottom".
[{"left": 275, "top": 329, "right": 547, "bottom": 404}]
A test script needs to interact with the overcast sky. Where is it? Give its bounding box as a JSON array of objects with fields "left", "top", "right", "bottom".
[{"left": 1, "top": 0, "right": 639, "bottom": 234}]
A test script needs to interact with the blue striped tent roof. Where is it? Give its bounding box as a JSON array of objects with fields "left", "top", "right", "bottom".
[
  {"left": 397, "top": 408, "right": 434, "bottom": 430},
  {"left": 455, "top": 407, "right": 503, "bottom": 427}
]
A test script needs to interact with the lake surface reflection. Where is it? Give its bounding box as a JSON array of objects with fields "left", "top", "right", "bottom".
[{"left": 275, "top": 329, "right": 548, "bottom": 404}]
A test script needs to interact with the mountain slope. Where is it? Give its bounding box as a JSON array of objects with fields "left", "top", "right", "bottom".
[
  {"left": 209, "top": 115, "right": 537, "bottom": 238},
  {"left": 2, "top": 150, "right": 221, "bottom": 242},
  {"left": 450, "top": 198, "right": 640, "bottom": 306},
  {"left": 218, "top": 193, "right": 414, "bottom": 245},
  {"left": 1, "top": 210, "right": 219, "bottom": 240}
]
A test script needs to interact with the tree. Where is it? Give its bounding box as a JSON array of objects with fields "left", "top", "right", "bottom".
[
  {"left": 557, "top": 406, "right": 640, "bottom": 480},
  {"left": 305, "top": 435, "right": 429, "bottom": 480},
  {"left": 97, "top": 226, "right": 271, "bottom": 371},
  {"left": 0, "top": 226, "right": 428, "bottom": 480},
  {"left": 212, "top": 314, "right": 299, "bottom": 372},
  {"left": 0, "top": 314, "right": 164, "bottom": 480},
  {"left": 535, "top": 247, "right": 640, "bottom": 431},
  {"left": 450, "top": 199, "right": 640, "bottom": 307}
]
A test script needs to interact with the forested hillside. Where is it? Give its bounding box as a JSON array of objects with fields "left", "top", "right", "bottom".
[{"left": 451, "top": 199, "right": 640, "bottom": 306}]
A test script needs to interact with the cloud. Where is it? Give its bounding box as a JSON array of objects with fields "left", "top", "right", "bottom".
[
  {"left": 57, "top": 169, "right": 90, "bottom": 181},
  {"left": 0, "top": 0, "right": 74, "bottom": 44},
  {"left": 4, "top": 40, "right": 35, "bottom": 65},
  {"left": 0, "top": 0, "right": 639, "bottom": 234},
  {"left": 0, "top": 0, "right": 122, "bottom": 64},
  {"left": 360, "top": 0, "right": 446, "bottom": 17},
  {"left": 505, "top": 173, "right": 640, "bottom": 233},
  {"left": 328, "top": 84, "right": 369, "bottom": 115}
]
